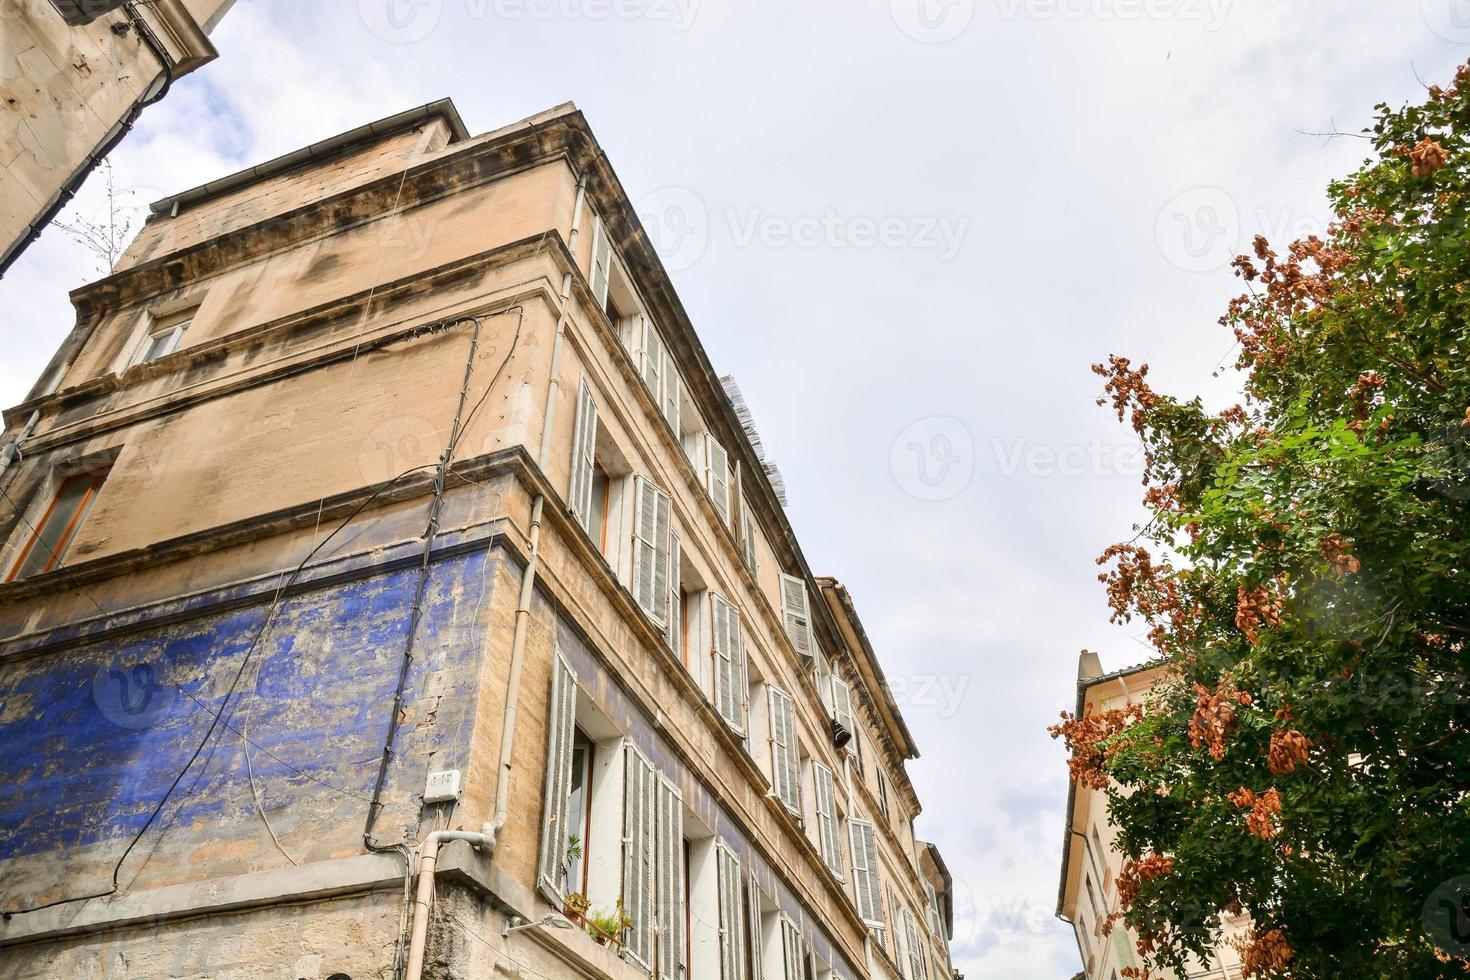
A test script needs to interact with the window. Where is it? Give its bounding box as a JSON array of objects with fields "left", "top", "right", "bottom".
[
  {"left": 537, "top": 649, "right": 579, "bottom": 898},
  {"left": 848, "top": 819, "right": 883, "bottom": 928},
  {"left": 717, "top": 841, "right": 747, "bottom": 980},
  {"left": 779, "top": 573, "right": 813, "bottom": 659},
  {"left": 567, "top": 730, "right": 595, "bottom": 893},
  {"left": 130, "top": 309, "right": 192, "bottom": 367},
  {"left": 812, "top": 761, "right": 842, "bottom": 876},
  {"left": 666, "top": 533, "right": 683, "bottom": 655},
  {"left": 830, "top": 673, "right": 856, "bottom": 749},
  {"left": 876, "top": 768, "right": 891, "bottom": 823},
  {"left": 623, "top": 743, "right": 656, "bottom": 970},
  {"left": 625, "top": 314, "right": 682, "bottom": 435},
  {"left": 703, "top": 433, "right": 732, "bottom": 525},
  {"left": 590, "top": 217, "right": 613, "bottom": 312},
  {"left": 630, "top": 477, "right": 672, "bottom": 626},
  {"left": 711, "top": 593, "right": 748, "bottom": 733},
  {"left": 767, "top": 686, "right": 799, "bottom": 813},
  {"left": 739, "top": 498, "right": 759, "bottom": 575},
  {"left": 901, "top": 906, "right": 928, "bottom": 980},
  {"left": 8, "top": 468, "right": 108, "bottom": 581},
  {"left": 590, "top": 462, "right": 611, "bottom": 549},
  {"left": 1084, "top": 874, "right": 1102, "bottom": 924},
  {"left": 569, "top": 379, "right": 600, "bottom": 533},
  {"left": 1076, "top": 913, "right": 1094, "bottom": 964}
]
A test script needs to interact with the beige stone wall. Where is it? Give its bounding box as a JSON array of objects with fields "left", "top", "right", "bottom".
[{"left": 0, "top": 0, "right": 231, "bottom": 270}]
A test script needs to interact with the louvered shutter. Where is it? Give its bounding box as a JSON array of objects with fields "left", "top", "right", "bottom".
[
  {"left": 655, "top": 775, "right": 685, "bottom": 980},
  {"left": 748, "top": 875, "right": 766, "bottom": 980},
  {"left": 662, "top": 354, "right": 681, "bottom": 434},
  {"left": 767, "top": 687, "right": 799, "bottom": 812},
  {"left": 632, "top": 478, "right": 672, "bottom": 625},
  {"left": 830, "top": 675, "right": 854, "bottom": 738},
  {"left": 902, "top": 907, "right": 926, "bottom": 980},
  {"left": 569, "top": 379, "right": 599, "bottom": 531},
  {"left": 665, "top": 534, "right": 682, "bottom": 654},
  {"left": 537, "top": 650, "right": 577, "bottom": 898},
  {"left": 623, "top": 742, "right": 656, "bottom": 969},
  {"left": 924, "top": 883, "right": 942, "bottom": 936},
  {"left": 740, "top": 501, "right": 759, "bottom": 575},
  {"left": 591, "top": 219, "right": 612, "bottom": 309},
  {"left": 848, "top": 820, "right": 883, "bottom": 926},
  {"left": 778, "top": 574, "right": 813, "bottom": 657},
  {"left": 640, "top": 317, "right": 664, "bottom": 396},
  {"left": 779, "top": 918, "right": 803, "bottom": 980},
  {"left": 812, "top": 762, "right": 841, "bottom": 876},
  {"left": 880, "top": 882, "right": 900, "bottom": 954},
  {"left": 716, "top": 842, "right": 746, "bottom": 980},
  {"left": 1111, "top": 926, "right": 1137, "bottom": 971},
  {"left": 705, "top": 434, "right": 731, "bottom": 525},
  {"left": 711, "top": 595, "right": 745, "bottom": 733}
]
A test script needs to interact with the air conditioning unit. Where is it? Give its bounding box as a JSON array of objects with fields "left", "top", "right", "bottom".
[{"left": 49, "top": 0, "right": 130, "bottom": 26}]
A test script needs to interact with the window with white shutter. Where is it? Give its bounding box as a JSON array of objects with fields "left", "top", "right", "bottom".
[
  {"left": 881, "top": 882, "right": 900, "bottom": 955},
  {"left": 780, "top": 918, "right": 803, "bottom": 980},
  {"left": 639, "top": 316, "right": 664, "bottom": 398},
  {"left": 711, "top": 594, "right": 746, "bottom": 733},
  {"left": 767, "top": 687, "right": 799, "bottom": 813},
  {"left": 924, "top": 882, "right": 942, "bottom": 937},
  {"left": 740, "top": 501, "right": 759, "bottom": 575},
  {"left": 902, "top": 907, "right": 927, "bottom": 980},
  {"left": 623, "top": 741, "right": 656, "bottom": 969},
  {"left": 748, "top": 875, "right": 767, "bottom": 980},
  {"left": 830, "top": 675, "right": 855, "bottom": 744},
  {"left": 631, "top": 477, "right": 672, "bottom": 625},
  {"left": 569, "top": 379, "right": 599, "bottom": 532},
  {"left": 812, "top": 762, "right": 841, "bottom": 877},
  {"left": 655, "top": 776, "right": 685, "bottom": 980},
  {"left": 847, "top": 819, "right": 883, "bottom": 927},
  {"left": 716, "top": 842, "right": 746, "bottom": 980},
  {"left": 705, "top": 434, "right": 731, "bottom": 525},
  {"left": 778, "top": 574, "right": 813, "bottom": 657},
  {"left": 590, "top": 218, "right": 612, "bottom": 310},
  {"left": 537, "top": 649, "right": 578, "bottom": 899},
  {"left": 662, "top": 357, "right": 681, "bottom": 434},
  {"left": 665, "top": 534, "right": 682, "bottom": 655}
]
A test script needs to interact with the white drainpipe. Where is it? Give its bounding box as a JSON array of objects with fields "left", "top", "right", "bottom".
[{"left": 404, "top": 828, "right": 494, "bottom": 980}]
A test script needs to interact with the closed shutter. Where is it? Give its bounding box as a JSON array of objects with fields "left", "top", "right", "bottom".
[
  {"left": 903, "top": 907, "right": 927, "bottom": 980},
  {"left": 812, "top": 762, "right": 841, "bottom": 876},
  {"left": 830, "top": 675, "right": 855, "bottom": 739},
  {"left": 536, "top": 650, "right": 577, "bottom": 898},
  {"left": 748, "top": 875, "right": 767, "bottom": 980},
  {"left": 924, "top": 883, "right": 942, "bottom": 937},
  {"left": 569, "top": 379, "right": 598, "bottom": 531},
  {"left": 767, "top": 687, "right": 799, "bottom": 813},
  {"left": 778, "top": 574, "right": 813, "bottom": 657},
  {"left": 705, "top": 434, "right": 731, "bottom": 525},
  {"left": 632, "top": 477, "right": 672, "bottom": 625},
  {"left": 716, "top": 842, "right": 746, "bottom": 980},
  {"left": 1111, "top": 926, "right": 1137, "bottom": 971},
  {"left": 623, "top": 741, "right": 656, "bottom": 969},
  {"left": 662, "top": 354, "right": 681, "bottom": 434},
  {"left": 655, "top": 775, "right": 685, "bottom": 980},
  {"left": 848, "top": 820, "right": 883, "bottom": 926},
  {"left": 881, "top": 882, "right": 901, "bottom": 954},
  {"left": 640, "top": 316, "right": 664, "bottom": 396},
  {"left": 780, "top": 918, "right": 803, "bottom": 980},
  {"left": 711, "top": 594, "right": 746, "bottom": 733},
  {"left": 590, "top": 218, "right": 612, "bottom": 309},
  {"left": 665, "top": 534, "right": 682, "bottom": 654}
]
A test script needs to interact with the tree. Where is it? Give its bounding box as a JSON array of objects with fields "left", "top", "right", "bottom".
[{"left": 1052, "top": 62, "right": 1470, "bottom": 979}]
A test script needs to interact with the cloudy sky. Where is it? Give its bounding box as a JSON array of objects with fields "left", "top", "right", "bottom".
[{"left": 4, "top": 2, "right": 1468, "bottom": 975}]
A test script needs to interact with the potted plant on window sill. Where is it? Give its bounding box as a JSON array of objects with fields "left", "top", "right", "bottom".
[
  {"left": 562, "top": 891, "right": 591, "bottom": 928},
  {"left": 585, "top": 902, "right": 630, "bottom": 948}
]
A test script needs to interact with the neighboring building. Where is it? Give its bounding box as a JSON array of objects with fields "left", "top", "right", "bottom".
[
  {"left": 1057, "top": 652, "right": 1249, "bottom": 980},
  {"left": 0, "top": 98, "right": 957, "bottom": 980},
  {"left": 1, "top": 0, "right": 234, "bottom": 277}
]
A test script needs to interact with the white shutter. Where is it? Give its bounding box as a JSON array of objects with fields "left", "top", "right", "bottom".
[
  {"left": 881, "top": 882, "right": 900, "bottom": 954},
  {"left": 767, "top": 687, "right": 799, "bottom": 813},
  {"left": 639, "top": 316, "right": 664, "bottom": 395},
  {"left": 830, "top": 675, "right": 855, "bottom": 740},
  {"left": 924, "top": 882, "right": 942, "bottom": 937},
  {"left": 590, "top": 218, "right": 612, "bottom": 309},
  {"left": 662, "top": 353, "right": 682, "bottom": 434},
  {"left": 655, "top": 775, "right": 685, "bottom": 980},
  {"left": 779, "top": 574, "right": 813, "bottom": 657},
  {"left": 848, "top": 819, "right": 883, "bottom": 926},
  {"left": 537, "top": 649, "right": 577, "bottom": 897},
  {"left": 902, "top": 907, "right": 926, "bottom": 980},
  {"left": 812, "top": 762, "right": 841, "bottom": 877},
  {"left": 741, "top": 501, "right": 759, "bottom": 575},
  {"left": 623, "top": 741, "right": 656, "bottom": 969},
  {"left": 632, "top": 477, "right": 672, "bottom": 625},
  {"left": 716, "top": 841, "right": 746, "bottom": 980},
  {"left": 711, "top": 594, "right": 746, "bottom": 733},
  {"left": 569, "top": 379, "right": 598, "bottom": 531},
  {"left": 705, "top": 434, "right": 731, "bottom": 525},
  {"left": 780, "top": 918, "right": 803, "bottom": 980},
  {"left": 748, "top": 875, "right": 766, "bottom": 980},
  {"left": 665, "top": 534, "right": 682, "bottom": 654}
]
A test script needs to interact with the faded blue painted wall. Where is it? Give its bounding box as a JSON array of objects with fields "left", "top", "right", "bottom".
[{"left": 0, "top": 547, "right": 492, "bottom": 906}]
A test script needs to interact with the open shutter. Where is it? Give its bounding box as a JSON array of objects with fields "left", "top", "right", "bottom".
[
  {"left": 590, "top": 218, "right": 612, "bottom": 309},
  {"left": 632, "top": 478, "right": 672, "bottom": 625},
  {"left": 711, "top": 594, "right": 745, "bottom": 733},
  {"left": 768, "top": 687, "right": 799, "bottom": 813},
  {"left": 716, "top": 842, "right": 746, "bottom": 980},
  {"left": 705, "top": 434, "right": 731, "bottom": 525},
  {"left": 623, "top": 742, "right": 656, "bottom": 969},
  {"left": 537, "top": 650, "right": 577, "bottom": 898},
  {"left": 748, "top": 875, "right": 767, "bottom": 980},
  {"left": 569, "top": 379, "right": 598, "bottom": 531},
  {"left": 665, "top": 534, "right": 682, "bottom": 654},
  {"left": 902, "top": 907, "right": 926, "bottom": 980},
  {"left": 848, "top": 820, "right": 883, "bottom": 926},
  {"left": 879, "top": 882, "right": 900, "bottom": 954},
  {"left": 924, "top": 883, "right": 942, "bottom": 937},
  {"left": 662, "top": 352, "right": 682, "bottom": 434},
  {"left": 830, "top": 675, "right": 855, "bottom": 740},
  {"left": 1112, "top": 926, "right": 1137, "bottom": 972},
  {"left": 656, "top": 775, "right": 685, "bottom": 980},
  {"left": 779, "top": 574, "right": 813, "bottom": 657},
  {"left": 812, "top": 762, "right": 841, "bottom": 876},
  {"left": 639, "top": 317, "right": 664, "bottom": 396},
  {"left": 780, "top": 918, "right": 803, "bottom": 980},
  {"left": 740, "top": 500, "right": 759, "bottom": 575}
]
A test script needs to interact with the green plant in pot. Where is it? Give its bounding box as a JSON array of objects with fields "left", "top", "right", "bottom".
[{"left": 585, "top": 901, "right": 630, "bottom": 947}]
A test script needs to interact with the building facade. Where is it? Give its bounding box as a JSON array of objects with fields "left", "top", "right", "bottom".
[
  {"left": 1, "top": 0, "right": 234, "bottom": 277},
  {"left": 1057, "top": 653, "right": 1248, "bottom": 980},
  {"left": 0, "top": 98, "right": 957, "bottom": 980}
]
